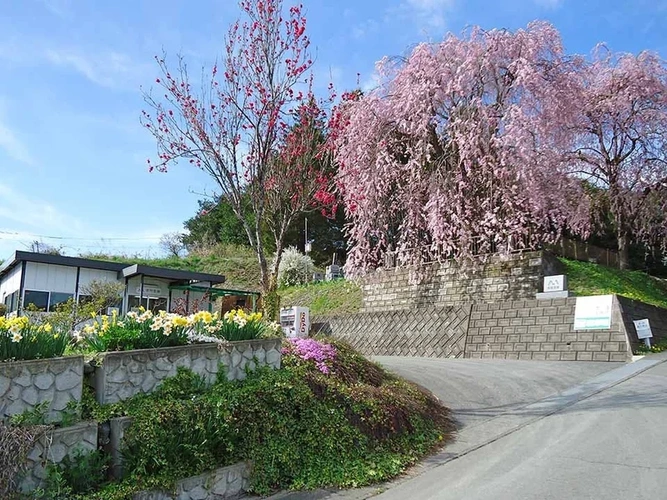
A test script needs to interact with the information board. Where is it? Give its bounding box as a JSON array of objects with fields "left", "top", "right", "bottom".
[{"left": 573, "top": 295, "right": 613, "bottom": 330}]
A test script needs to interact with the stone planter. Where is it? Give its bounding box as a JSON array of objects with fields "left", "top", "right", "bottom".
[
  {"left": 219, "top": 338, "right": 282, "bottom": 381},
  {"left": 93, "top": 339, "right": 283, "bottom": 404},
  {"left": 18, "top": 421, "right": 98, "bottom": 493},
  {"left": 133, "top": 462, "right": 250, "bottom": 500},
  {"left": 0, "top": 355, "right": 84, "bottom": 423}
]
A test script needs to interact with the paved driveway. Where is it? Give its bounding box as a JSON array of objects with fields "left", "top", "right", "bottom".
[
  {"left": 374, "top": 356, "right": 618, "bottom": 427},
  {"left": 268, "top": 356, "right": 630, "bottom": 500},
  {"left": 376, "top": 357, "right": 667, "bottom": 500}
]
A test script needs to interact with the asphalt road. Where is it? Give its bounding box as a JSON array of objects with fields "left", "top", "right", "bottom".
[{"left": 375, "top": 356, "right": 667, "bottom": 500}]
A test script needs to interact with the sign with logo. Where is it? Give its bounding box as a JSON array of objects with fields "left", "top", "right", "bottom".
[
  {"left": 573, "top": 295, "right": 613, "bottom": 330},
  {"left": 544, "top": 275, "right": 566, "bottom": 292},
  {"left": 135, "top": 285, "right": 163, "bottom": 297},
  {"left": 298, "top": 311, "right": 308, "bottom": 336},
  {"left": 634, "top": 319, "right": 653, "bottom": 339}
]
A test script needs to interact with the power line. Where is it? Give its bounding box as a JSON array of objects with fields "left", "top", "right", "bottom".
[{"left": 0, "top": 230, "right": 163, "bottom": 241}]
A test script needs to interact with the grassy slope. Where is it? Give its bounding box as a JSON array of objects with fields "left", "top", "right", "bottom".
[
  {"left": 83, "top": 245, "right": 261, "bottom": 291},
  {"left": 560, "top": 258, "right": 667, "bottom": 309},
  {"left": 279, "top": 280, "right": 362, "bottom": 316}
]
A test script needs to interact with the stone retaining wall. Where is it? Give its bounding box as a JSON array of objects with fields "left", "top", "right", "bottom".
[
  {"left": 19, "top": 421, "right": 98, "bottom": 492},
  {"left": 464, "top": 297, "right": 632, "bottom": 362},
  {"left": 0, "top": 356, "right": 83, "bottom": 423},
  {"left": 361, "top": 251, "right": 562, "bottom": 313},
  {"left": 134, "top": 462, "right": 250, "bottom": 500},
  {"left": 94, "top": 339, "right": 282, "bottom": 404},
  {"left": 316, "top": 295, "right": 656, "bottom": 362}
]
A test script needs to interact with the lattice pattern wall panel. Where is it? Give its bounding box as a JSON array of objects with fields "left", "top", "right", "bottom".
[{"left": 312, "top": 305, "right": 472, "bottom": 358}]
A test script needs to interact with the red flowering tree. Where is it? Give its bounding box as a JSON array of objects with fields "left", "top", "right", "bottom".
[
  {"left": 334, "top": 22, "right": 589, "bottom": 275},
  {"left": 568, "top": 48, "right": 667, "bottom": 269},
  {"left": 141, "top": 0, "right": 334, "bottom": 297}
]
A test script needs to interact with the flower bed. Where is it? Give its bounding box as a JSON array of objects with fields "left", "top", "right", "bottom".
[
  {"left": 1, "top": 315, "right": 69, "bottom": 362},
  {"left": 76, "top": 308, "right": 282, "bottom": 352}
]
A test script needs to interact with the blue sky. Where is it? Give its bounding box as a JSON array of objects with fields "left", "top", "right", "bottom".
[{"left": 0, "top": 0, "right": 666, "bottom": 261}]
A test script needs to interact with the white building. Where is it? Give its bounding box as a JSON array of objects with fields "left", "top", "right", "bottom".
[{"left": 0, "top": 251, "right": 228, "bottom": 315}]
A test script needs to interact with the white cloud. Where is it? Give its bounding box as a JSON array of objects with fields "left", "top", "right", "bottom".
[
  {"left": 401, "top": 0, "right": 457, "bottom": 28},
  {"left": 0, "top": 183, "right": 82, "bottom": 233},
  {"left": 0, "top": 119, "right": 34, "bottom": 166},
  {"left": 44, "top": 48, "right": 151, "bottom": 90},
  {"left": 39, "top": 0, "right": 73, "bottom": 19}
]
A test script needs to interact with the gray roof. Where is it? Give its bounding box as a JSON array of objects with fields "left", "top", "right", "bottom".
[{"left": 0, "top": 251, "right": 225, "bottom": 285}]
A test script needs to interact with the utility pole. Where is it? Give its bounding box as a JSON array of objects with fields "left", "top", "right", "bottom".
[{"left": 304, "top": 218, "right": 311, "bottom": 253}]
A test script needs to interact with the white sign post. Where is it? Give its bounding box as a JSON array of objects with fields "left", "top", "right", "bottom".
[
  {"left": 634, "top": 319, "right": 653, "bottom": 348},
  {"left": 573, "top": 295, "right": 614, "bottom": 330}
]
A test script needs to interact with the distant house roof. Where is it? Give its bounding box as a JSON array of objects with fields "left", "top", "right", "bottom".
[{"left": 0, "top": 251, "right": 225, "bottom": 285}]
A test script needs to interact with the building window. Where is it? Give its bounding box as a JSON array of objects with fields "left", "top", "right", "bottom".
[
  {"left": 78, "top": 294, "right": 93, "bottom": 306},
  {"left": 128, "top": 296, "right": 167, "bottom": 313},
  {"left": 24, "top": 290, "right": 49, "bottom": 311},
  {"left": 49, "top": 292, "right": 74, "bottom": 312},
  {"left": 3, "top": 291, "right": 17, "bottom": 313}
]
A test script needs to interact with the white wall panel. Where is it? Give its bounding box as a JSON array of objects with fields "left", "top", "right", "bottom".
[
  {"left": 78, "top": 268, "right": 121, "bottom": 290},
  {"left": 24, "top": 262, "right": 77, "bottom": 293},
  {"left": 0, "top": 264, "right": 22, "bottom": 298}
]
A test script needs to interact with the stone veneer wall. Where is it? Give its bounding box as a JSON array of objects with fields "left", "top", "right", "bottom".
[
  {"left": 134, "top": 462, "right": 250, "bottom": 500},
  {"left": 0, "top": 356, "right": 83, "bottom": 423},
  {"left": 94, "top": 339, "right": 282, "bottom": 404},
  {"left": 19, "top": 421, "right": 98, "bottom": 492},
  {"left": 361, "top": 251, "right": 562, "bottom": 313},
  {"left": 464, "top": 296, "right": 632, "bottom": 362}
]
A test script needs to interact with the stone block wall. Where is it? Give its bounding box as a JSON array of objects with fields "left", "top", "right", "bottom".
[
  {"left": 361, "top": 251, "right": 562, "bottom": 313},
  {"left": 93, "top": 344, "right": 219, "bottom": 404},
  {"left": 0, "top": 356, "right": 83, "bottom": 423},
  {"left": 464, "top": 297, "right": 631, "bottom": 362},
  {"left": 134, "top": 462, "right": 250, "bottom": 500},
  {"left": 19, "top": 421, "right": 98, "bottom": 492},
  {"left": 313, "top": 306, "right": 471, "bottom": 358},
  {"left": 94, "top": 340, "right": 282, "bottom": 404},
  {"left": 219, "top": 338, "right": 282, "bottom": 381},
  {"left": 617, "top": 296, "right": 667, "bottom": 347}
]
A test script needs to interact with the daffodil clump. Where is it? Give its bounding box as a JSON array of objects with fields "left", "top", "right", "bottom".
[
  {"left": 0, "top": 314, "right": 69, "bottom": 362},
  {"left": 75, "top": 307, "right": 283, "bottom": 353},
  {"left": 76, "top": 308, "right": 191, "bottom": 352}
]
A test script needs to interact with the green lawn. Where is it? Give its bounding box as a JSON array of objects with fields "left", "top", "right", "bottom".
[
  {"left": 560, "top": 258, "right": 667, "bottom": 309},
  {"left": 279, "top": 279, "right": 362, "bottom": 316}
]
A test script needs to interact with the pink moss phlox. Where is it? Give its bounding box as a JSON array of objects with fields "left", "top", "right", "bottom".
[{"left": 283, "top": 338, "right": 336, "bottom": 374}]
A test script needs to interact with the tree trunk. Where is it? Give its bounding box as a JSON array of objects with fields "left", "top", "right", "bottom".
[{"left": 617, "top": 231, "right": 630, "bottom": 270}]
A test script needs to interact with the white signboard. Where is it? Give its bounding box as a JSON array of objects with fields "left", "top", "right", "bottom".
[
  {"left": 135, "top": 285, "right": 163, "bottom": 297},
  {"left": 573, "top": 295, "right": 613, "bottom": 330},
  {"left": 544, "top": 275, "right": 566, "bottom": 292},
  {"left": 634, "top": 319, "right": 653, "bottom": 340}
]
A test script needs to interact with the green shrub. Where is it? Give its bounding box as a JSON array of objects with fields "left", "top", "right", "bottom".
[
  {"left": 87, "top": 340, "right": 454, "bottom": 496},
  {"left": 32, "top": 448, "right": 109, "bottom": 499}
]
